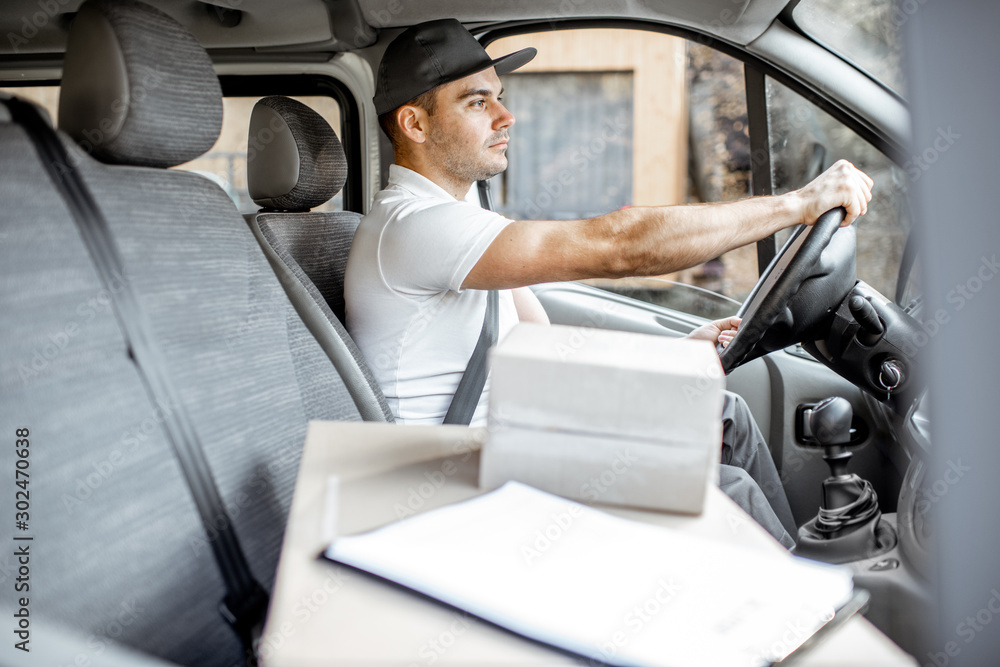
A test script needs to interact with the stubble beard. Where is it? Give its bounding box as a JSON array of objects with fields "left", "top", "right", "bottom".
[{"left": 427, "top": 126, "right": 509, "bottom": 184}]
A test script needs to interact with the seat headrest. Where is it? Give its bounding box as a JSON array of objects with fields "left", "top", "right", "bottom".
[
  {"left": 248, "top": 96, "right": 347, "bottom": 212},
  {"left": 57, "top": 0, "right": 222, "bottom": 168}
]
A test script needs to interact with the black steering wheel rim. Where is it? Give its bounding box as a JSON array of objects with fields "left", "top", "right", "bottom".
[{"left": 718, "top": 207, "right": 847, "bottom": 374}]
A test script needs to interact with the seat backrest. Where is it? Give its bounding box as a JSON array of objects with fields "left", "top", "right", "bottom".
[
  {"left": 0, "top": 1, "right": 361, "bottom": 665},
  {"left": 247, "top": 95, "right": 393, "bottom": 423}
]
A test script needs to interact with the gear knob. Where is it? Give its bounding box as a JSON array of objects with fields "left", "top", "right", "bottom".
[{"left": 809, "top": 397, "right": 853, "bottom": 446}]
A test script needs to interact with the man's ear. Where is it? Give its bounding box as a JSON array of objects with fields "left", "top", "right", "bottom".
[{"left": 398, "top": 105, "right": 428, "bottom": 144}]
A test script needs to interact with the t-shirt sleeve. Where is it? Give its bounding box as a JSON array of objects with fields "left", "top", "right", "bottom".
[{"left": 378, "top": 199, "right": 513, "bottom": 294}]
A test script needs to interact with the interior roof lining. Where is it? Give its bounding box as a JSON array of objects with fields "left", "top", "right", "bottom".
[
  {"left": 0, "top": 0, "right": 790, "bottom": 56},
  {"left": 359, "top": 0, "right": 790, "bottom": 44}
]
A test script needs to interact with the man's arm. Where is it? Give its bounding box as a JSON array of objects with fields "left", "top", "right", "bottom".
[
  {"left": 512, "top": 286, "right": 550, "bottom": 324},
  {"left": 463, "top": 160, "right": 872, "bottom": 290}
]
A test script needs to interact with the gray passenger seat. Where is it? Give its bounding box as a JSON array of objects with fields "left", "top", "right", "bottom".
[
  {"left": 0, "top": 1, "right": 361, "bottom": 665},
  {"left": 246, "top": 95, "right": 393, "bottom": 423}
]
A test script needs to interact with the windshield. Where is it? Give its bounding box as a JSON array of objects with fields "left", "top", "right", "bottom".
[{"left": 793, "top": 0, "right": 907, "bottom": 96}]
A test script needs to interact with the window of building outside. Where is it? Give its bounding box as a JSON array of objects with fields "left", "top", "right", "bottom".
[
  {"left": 494, "top": 70, "right": 634, "bottom": 221},
  {"left": 487, "top": 30, "right": 755, "bottom": 320},
  {"left": 0, "top": 86, "right": 342, "bottom": 215}
]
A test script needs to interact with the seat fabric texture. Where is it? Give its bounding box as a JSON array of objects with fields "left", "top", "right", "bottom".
[
  {"left": 59, "top": 0, "right": 222, "bottom": 167},
  {"left": 247, "top": 95, "right": 394, "bottom": 423},
  {"left": 0, "top": 1, "right": 360, "bottom": 665}
]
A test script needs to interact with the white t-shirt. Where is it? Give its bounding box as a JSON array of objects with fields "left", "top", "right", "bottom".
[{"left": 344, "top": 165, "right": 519, "bottom": 426}]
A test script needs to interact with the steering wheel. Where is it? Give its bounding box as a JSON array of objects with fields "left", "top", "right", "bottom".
[{"left": 718, "top": 207, "right": 849, "bottom": 374}]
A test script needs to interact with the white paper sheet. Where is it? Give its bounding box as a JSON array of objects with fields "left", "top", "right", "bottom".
[{"left": 325, "top": 482, "right": 853, "bottom": 667}]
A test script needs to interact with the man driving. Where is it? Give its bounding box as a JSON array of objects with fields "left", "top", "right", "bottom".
[{"left": 344, "top": 19, "right": 873, "bottom": 548}]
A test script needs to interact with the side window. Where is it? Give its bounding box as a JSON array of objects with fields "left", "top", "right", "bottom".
[
  {"left": 0, "top": 84, "right": 58, "bottom": 120},
  {"left": 766, "top": 78, "right": 912, "bottom": 302},
  {"left": 0, "top": 85, "right": 343, "bottom": 215},
  {"left": 792, "top": 0, "right": 906, "bottom": 97},
  {"left": 486, "top": 30, "right": 755, "bottom": 319}
]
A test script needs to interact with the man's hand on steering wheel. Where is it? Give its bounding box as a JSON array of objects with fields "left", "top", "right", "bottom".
[
  {"left": 792, "top": 159, "right": 874, "bottom": 226},
  {"left": 688, "top": 316, "right": 741, "bottom": 349}
]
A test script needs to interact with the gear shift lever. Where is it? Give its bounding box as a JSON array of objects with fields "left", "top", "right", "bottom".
[
  {"left": 794, "top": 397, "right": 894, "bottom": 563},
  {"left": 809, "top": 397, "right": 859, "bottom": 508}
]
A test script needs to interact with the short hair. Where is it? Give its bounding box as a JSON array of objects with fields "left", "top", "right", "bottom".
[{"left": 377, "top": 88, "right": 440, "bottom": 152}]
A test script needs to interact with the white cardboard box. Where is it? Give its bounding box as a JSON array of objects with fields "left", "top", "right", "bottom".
[
  {"left": 481, "top": 323, "right": 725, "bottom": 513},
  {"left": 488, "top": 323, "right": 725, "bottom": 439},
  {"left": 480, "top": 426, "right": 720, "bottom": 514}
]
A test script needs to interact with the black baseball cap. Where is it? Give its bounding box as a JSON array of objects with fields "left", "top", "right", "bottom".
[{"left": 373, "top": 18, "right": 536, "bottom": 116}]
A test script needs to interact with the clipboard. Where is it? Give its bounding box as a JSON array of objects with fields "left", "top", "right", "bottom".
[
  {"left": 324, "top": 481, "right": 857, "bottom": 667},
  {"left": 776, "top": 589, "right": 871, "bottom": 665}
]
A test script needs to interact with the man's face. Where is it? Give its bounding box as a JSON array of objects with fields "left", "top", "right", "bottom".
[{"left": 423, "top": 67, "right": 515, "bottom": 184}]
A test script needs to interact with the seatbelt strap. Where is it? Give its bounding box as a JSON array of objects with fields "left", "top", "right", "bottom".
[
  {"left": 3, "top": 97, "right": 268, "bottom": 661},
  {"left": 442, "top": 180, "right": 500, "bottom": 425},
  {"left": 443, "top": 289, "right": 498, "bottom": 425}
]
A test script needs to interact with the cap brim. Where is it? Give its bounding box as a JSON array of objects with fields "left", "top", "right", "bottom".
[{"left": 491, "top": 47, "right": 537, "bottom": 76}]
